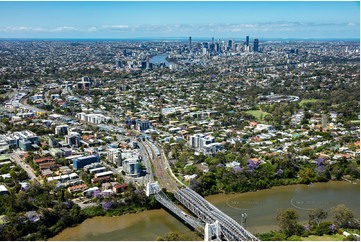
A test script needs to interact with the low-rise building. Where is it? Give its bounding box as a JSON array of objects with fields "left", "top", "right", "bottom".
[
  {"left": 113, "top": 183, "right": 128, "bottom": 193},
  {"left": 107, "top": 148, "right": 122, "bottom": 166},
  {"left": 67, "top": 184, "right": 88, "bottom": 194},
  {"left": 123, "top": 159, "right": 140, "bottom": 176},
  {"left": 65, "top": 132, "right": 81, "bottom": 147},
  {"left": 0, "top": 130, "right": 38, "bottom": 149},
  {"left": 55, "top": 125, "right": 69, "bottom": 136}
]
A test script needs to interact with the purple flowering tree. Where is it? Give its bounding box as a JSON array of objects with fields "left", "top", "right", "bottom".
[
  {"left": 275, "top": 168, "right": 283, "bottom": 177},
  {"left": 93, "top": 189, "right": 102, "bottom": 198},
  {"left": 315, "top": 158, "right": 325, "bottom": 166},
  {"left": 246, "top": 160, "right": 258, "bottom": 172},
  {"left": 329, "top": 224, "right": 336, "bottom": 233},
  {"left": 101, "top": 201, "right": 113, "bottom": 211},
  {"left": 315, "top": 165, "right": 326, "bottom": 173}
]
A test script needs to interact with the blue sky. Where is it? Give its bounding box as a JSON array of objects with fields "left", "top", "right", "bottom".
[{"left": 0, "top": 1, "right": 359, "bottom": 39}]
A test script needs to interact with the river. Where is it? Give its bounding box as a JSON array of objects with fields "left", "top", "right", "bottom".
[
  {"left": 50, "top": 181, "right": 359, "bottom": 240},
  {"left": 149, "top": 55, "right": 171, "bottom": 67}
]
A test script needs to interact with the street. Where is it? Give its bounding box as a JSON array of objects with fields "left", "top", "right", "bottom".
[{"left": 10, "top": 151, "right": 40, "bottom": 183}]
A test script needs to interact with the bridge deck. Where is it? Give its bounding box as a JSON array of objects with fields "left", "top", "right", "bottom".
[
  {"left": 154, "top": 190, "right": 204, "bottom": 230},
  {"left": 175, "top": 188, "right": 259, "bottom": 241},
  {"left": 143, "top": 140, "right": 258, "bottom": 241}
]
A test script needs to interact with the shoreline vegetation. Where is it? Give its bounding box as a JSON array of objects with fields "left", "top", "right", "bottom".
[
  {"left": 0, "top": 163, "right": 358, "bottom": 241},
  {"left": 55, "top": 180, "right": 359, "bottom": 241},
  {"left": 256, "top": 204, "right": 360, "bottom": 241},
  {"left": 0, "top": 180, "right": 160, "bottom": 240}
]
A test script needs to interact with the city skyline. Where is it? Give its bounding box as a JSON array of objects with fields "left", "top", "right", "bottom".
[{"left": 0, "top": 1, "right": 359, "bottom": 39}]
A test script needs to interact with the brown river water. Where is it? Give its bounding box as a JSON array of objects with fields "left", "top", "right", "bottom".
[{"left": 50, "top": 181, "right": 360, "bottom": 241}]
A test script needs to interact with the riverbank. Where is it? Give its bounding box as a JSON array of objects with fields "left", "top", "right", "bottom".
[
  {"left": 149, "top": 54, "right": 171, "bottom": 67},
  {"left": 51, "top": 180, "right": 359, "bottom": 240},
  {"left": 206, "top": 180, "right": 359, "bottom": 233},
  {"left": 50, "top": 208, "right": 198, "bottom": 241}
]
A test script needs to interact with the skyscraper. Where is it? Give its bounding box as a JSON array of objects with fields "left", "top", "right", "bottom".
[
  {"left": 189, "top": 36, "right": 192, "bottom": 51},
  {"left": 212, "top": 37, "right": 214, "bottom": 44},
  {"left": 228, "top": 40, "right": 232, "bottom": 50},
  {"left": 253, "top": 39, "right": 259, "bottom": 52},
  {"left": 246, "top": 36, "right": 249, "bottom": 46},
  {"left": 116, "top": 58, "right": 122, "bottom": 69}
]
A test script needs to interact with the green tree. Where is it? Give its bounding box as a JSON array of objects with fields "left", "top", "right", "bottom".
[
  {"left": 178, "top": 151, "right": 190, "bottom": 163},
  {"left": 314, "top": 222, "right": 334, "bottom": 236},
  {"left": 276, "top": 208, "right": 300, "bottom": 237},
  {"left": 298, "top": 167, "right": 315, "bottom": 184},
  {"left": 331, "top": 204, "right": 358, "bottom": 229},
  {"left": 309, "top": 208, "right": 328, "bottom": 227}
]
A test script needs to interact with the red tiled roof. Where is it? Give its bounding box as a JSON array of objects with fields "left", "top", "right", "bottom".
[
  {"left": 114, "top": 183, "right": 128, "bottom": 189},
  {"left": 91, "top": 176, "right": 111, "bottom": 183},
  {"left": 39, "top": 162, "right": 59, "bottom": 169},
  {"left": 68, "top": 184, "right": 87, "bottom": 191},
  {"left": 33, "top": 157, "right": 54, "bottom": 164}
]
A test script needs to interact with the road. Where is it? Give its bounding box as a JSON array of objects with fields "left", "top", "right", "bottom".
[{"left": 9, "top": 152, "right": 40, "bottom": 183}]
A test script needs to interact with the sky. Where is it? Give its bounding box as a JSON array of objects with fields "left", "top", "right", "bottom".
[{"left": 0, "top": 1, "right": 359, "bottom": 39}]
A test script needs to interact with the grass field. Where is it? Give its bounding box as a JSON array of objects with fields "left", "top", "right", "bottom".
[
  {"left": 299, "top": 99, "right": 323, "bottom": 107},
  {"left": 246, "top": 110, "right": 271, "bottom": 121},
  {"left": 301, "top": 234, "right": 344, "bottom": 241}
]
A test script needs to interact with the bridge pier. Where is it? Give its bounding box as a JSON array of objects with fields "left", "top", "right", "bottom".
[
  {"left": 146, "top": 181, "right": 160, "bottom": 197},
  {"left": 205, "top": 220, "right": 220, "bottom": 241}
]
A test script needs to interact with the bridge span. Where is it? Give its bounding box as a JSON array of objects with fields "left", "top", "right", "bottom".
[
  {"left": 147, "top": 181, "right": 259, "bottom": 241},
  {"left": 175, "top": 187, "right": 259, "bottom": 241},
  {"left": 143, "top": 140, "right": 259, "bottom": 241}
]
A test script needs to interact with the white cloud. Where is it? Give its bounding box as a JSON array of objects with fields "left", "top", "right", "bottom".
[
  {"left": 101, "top": 25, "right": 130, "bottom": 31},
  {"left": 52, "top": 26, "right": 78, "bottom": 32},
  {"left": 0, "top": 21, "right": 358, "bottom": 35},
  {"left": 87, "top": 27, "right": 97, "bottom": 32},
  {"left": 0, "top": 26, "right": 45, "bottom": 32}
]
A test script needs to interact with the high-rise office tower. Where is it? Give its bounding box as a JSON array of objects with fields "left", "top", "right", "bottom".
[
  {"left": 116, "top": 59, "right": 122, "bottom": 69},
  {"left": 228, "top": 40, "right": 232, "bottom": 50},
  {"left": 212, "top": 37, "right": 214, "bottom": 44},
  {"left": 203, "top": 42, "right": 209, "bottom": 49},
  {"left": 253, "top": 39, "right": 259, "bottom": 52},
  {"left": 246, "top": 36, "right": 249, "bottom": 46},
  {"left": 189, "top": 36, "right": 192, "bottom": 51},
  {"left": 210, "top": 43, "right": 215, "bottom": 53}
]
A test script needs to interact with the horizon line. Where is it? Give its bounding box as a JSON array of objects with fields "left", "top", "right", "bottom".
[{"left": 0, "top": 37, "right": 359, "bottom": 41}]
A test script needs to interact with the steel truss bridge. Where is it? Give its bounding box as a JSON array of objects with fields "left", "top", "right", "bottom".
[
  {"left": 147, "top": 182, "right": 259, "bottom": 241},
  {"left": 143, "top": 140, "right": 258, "bottom": 241},
  {"left": 175, "top": 187, "right": 259, "bottom": 241}
]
